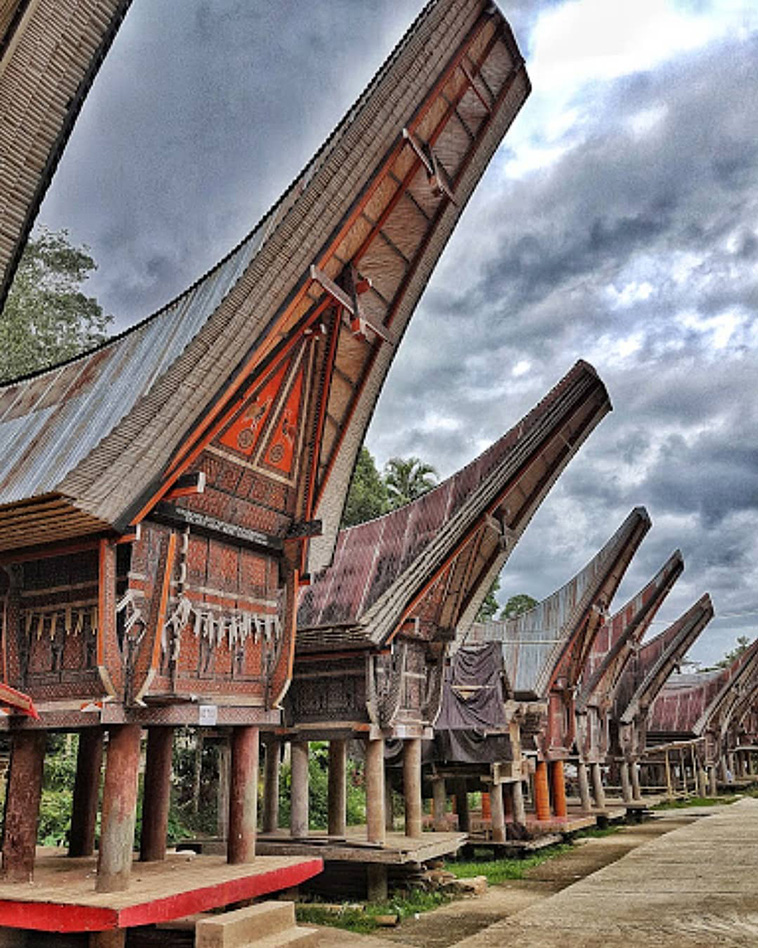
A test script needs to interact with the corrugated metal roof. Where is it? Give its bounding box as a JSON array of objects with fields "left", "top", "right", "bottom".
[
  {"left": 577, "top": 550, "right": 684, "bottom": 710},
  {"left": 467, "top": 507, "right": 650, "bottom": 699},
  {"left": 298, "top": 359, "right": 610, "bottom": 643}
]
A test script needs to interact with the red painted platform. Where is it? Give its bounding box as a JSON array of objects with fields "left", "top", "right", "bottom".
[{"left": 0, "top": 850, "right": 322, "bottom": 933}]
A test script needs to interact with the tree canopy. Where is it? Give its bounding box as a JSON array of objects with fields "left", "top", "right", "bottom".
[
  {"left": 500, "top": 593, "right": 538, "bottom": 620},
  {"left": 0, "top": 229, "right": 111, "bottom": 383},
  {"left": 384, "top": 455, "right": 438, "bottom": 509},
  {"left": 341, "top": 447, "right": 389, "bottom": 527}
]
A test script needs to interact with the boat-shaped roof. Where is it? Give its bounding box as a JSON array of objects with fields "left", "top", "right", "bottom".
[{"left": 466, "top": 506, "right": 651, "bottom": 699}]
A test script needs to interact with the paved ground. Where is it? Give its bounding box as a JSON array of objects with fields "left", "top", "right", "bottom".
[
  {"left": 310, "top": 800, "right": 758, "bottom": 947},
  {"left": 456, "top": 799, "right": 758, "bottom": 948}
]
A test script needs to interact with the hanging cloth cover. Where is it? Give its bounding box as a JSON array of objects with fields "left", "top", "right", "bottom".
[{"left": 432, "top": 643, "right": 512, "bottom": 764}]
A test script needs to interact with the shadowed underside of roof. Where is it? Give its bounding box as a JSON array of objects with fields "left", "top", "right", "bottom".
[
  {"left": 576, "top": 549, "right": 684, "bottom": 711},
  {"left": 297, "top": 359, "right": 611, "bottom": 648},
  {"left": 616, "top": 593, "right": 714, "bottom": 726},
  {"left": 648, "top": 636, "right": 758, "bottom": 737},
  {"left": 0, "top": 0, "right": 133, "bottom": 310},
  {"left": 0, "top": 0, "right": 532, "bottom": 560},
  {"left": 467, "top": 506, "right": 651, "bottom": 699}
]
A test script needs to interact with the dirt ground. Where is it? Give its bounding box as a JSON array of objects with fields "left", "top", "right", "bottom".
[{"left": 310, "top": 813, "right": 699, "bottom": 948}]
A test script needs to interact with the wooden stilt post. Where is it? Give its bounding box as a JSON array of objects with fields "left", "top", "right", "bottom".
[
  {"left": 709, "top": 765, "right": 718, "bottom": 797},
  {"left": 550, "top": 760, "right": 567, "bottom": 818},
  {"left": 228, "top": 726, "right": 259, "bottom": 864},
  {"left": 630, "top": 761, "right": 642, "bottom": 801},
  {"left": 384, "top": 772, "right": 394, "bottom": 831},
  {"left": 69, "top": 728, "right": 104, "bottom": 858},
  {"left": 620, "top": 760, "right": 633, "bottom": 803},
  {"left": 290, "top": 741, "right": 309, "bottom": 838},
  {"left": 96, "top": 724, "right": 142, "bottom": 893},
  {"left": 481, "top": 791, "right": 491, "bottom": 821},
  {"left": 327, "top": 738, "right": 347, "bottom": 838},
  {"left": 534, "top": 761, "right": 551, "bottom": 821},
  {"left": 453, "top": 778, "right": 470, "bottom": 833},
  {"left": 89, "top": 930, "right": 127, "bottom": 948},
  {"left": 591, "top": 762, "right": 606, "bottom": 810},
  {"left": 403, "top": 739, "right": 423, "bottom": 838},
  {"left": 365, "top": 737, "right": 386, "bottom": 845},
  {"left": 577, "top": 760, "right": 593, "bottom": 812},
  {"left": 262, "top": 738, "right": 280, "bottom": 834},
  {"left": 512, "top": 779, "right": 527, "bottom": 826},
  {"left": 432, "top": 775, "right": 447, "bottom": 831},
  {"left": 489, "top": 783, "right": 506, "bottom": 843},
  {"left": 140, "top": 727, "right": 174, "bottom": 862},
  {"left": 679, "top": 749, "right": 688, "bottom": 793},
  {"left": 1, "top": 730, "right": 46, "bottom": 882},
  {"left": 217, "top": 739, "right": 230, "bottom": 840},
  {"left": 664, "top": 750, "right": 673, "bottom": 799}
]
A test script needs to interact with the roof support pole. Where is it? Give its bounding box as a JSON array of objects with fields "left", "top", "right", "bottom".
[
  {"left": 140, "top": 726, "right": 174, "bottom": 862},
  {"left": 489, "top": 783, "right": 506, "bottom": 843},
  {"left": 709, "top": 765, "right": 718, "bottom": 797},
  {"left": 512, "top": 778, "right": 527, "bottom": 826},
  {"left": 620, "top": 761, "right": 633, "bottom": 804},
  {"left": 290, "top": 741, "right": 309, "bottom": 838},
  {"left": 550, "top": 760, "right": 567, "bottom": 819},
  {"left": 262, "top": 738, "right": 281, "bottom": 834},
  {"left": 90, "top": 930, "right": 127, "bottom": 948},
  {"left": 664, "top": 751, "right": 673, "bottom": 799},
  {"left": 228, "top": 726, "right": 259, "bottom": 864},
  {"left": 679, "top": 749, "right": 688, "bottom": 793},
  {"left": 453, "top": 778, "right": 470, "bottom": 834},
  {"left": 534, "top": 760, "right": 551, "bottom": 822},
  {"left": 720, "top": 756, "right": 729, "bottom": 784},
  {"left": 591, "top": 762, "right": 606, "bottom": 811},
  {"left": 327, "top": 738, "right": 347, "bottom": 838},
  {"left": 96, "top": 724, "right": 142, "bottom": 892},
  {"left": 365, "top": 736, "right": 386, "bottom": 845},
  {"left": 403, "top": 739, "right": 423, "bottom": 839},
  {"left": 577, "top": 760, "right": 593, "bottom": 813},
  {"left": 432, "top": 775, "right": 447, "bottom": 831},
  {"left": 1, "top": 729, "right": 45, "bottom": 882},
  {"left": 69, "top": 728, "right": 103, "bottom": 857},
  {"left": 481, "top": 791, "right": 491, "bottom": 821},
  {"left": 630, "top": 761, "right": 642, "bottom": 802}
]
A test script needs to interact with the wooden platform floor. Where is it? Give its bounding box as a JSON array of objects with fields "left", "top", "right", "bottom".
[
  {"left": 256, "top": 828, "right": 466, "bottom": 864},
  {"left": 0, "top": 850, "right": 322, "bottom": 933}
]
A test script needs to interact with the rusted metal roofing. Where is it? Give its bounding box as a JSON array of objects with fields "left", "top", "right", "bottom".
[
  {"left": 615, "top": 593, "right": 714, "bottom": 727},
  {"left": 0, "top": 0, "right": 532, "bottom": 562},
  {"left": 297, "top": 359, "right": 611, "bottom": 649},
  {"left": 576, "top": 550, "right": 684, "bottom": 712},
  {"left": 0, "top": 0, "right": 133, "bottom": 310},
  {"left": 648, "top": 637, "right": 758, "bottom": 738},
  {"left": 466, "top": 507, "right": 651, "bottom": 699}
]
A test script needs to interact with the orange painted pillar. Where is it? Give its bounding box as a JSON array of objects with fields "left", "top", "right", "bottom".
[
  {"left": 550, "top": 760, "right": 567, "bottom": 819},
  {"left": 481, "top": 791, "right": 491, "bottom": 820},
  {"left": 534, "top": 760, "right": 551, "bottom": 822}
]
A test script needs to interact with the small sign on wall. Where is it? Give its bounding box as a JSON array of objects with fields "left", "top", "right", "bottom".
[{"left": 198, "top": 704, "right": 218, "bottom": 727}]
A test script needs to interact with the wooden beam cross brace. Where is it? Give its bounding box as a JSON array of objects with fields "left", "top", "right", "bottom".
[
  {"left": 309, "top": 265, "right": 394, "bottom": 344},
  {"left": 402, "top": 127, "right": 457, "bottom": 204}
]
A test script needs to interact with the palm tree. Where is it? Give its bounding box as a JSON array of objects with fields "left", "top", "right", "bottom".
[{"left": 384, "top": 456, "right": 438, "bottom": 509}]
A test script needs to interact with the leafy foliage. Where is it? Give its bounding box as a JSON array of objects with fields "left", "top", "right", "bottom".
[
  {"left": 342, "top": 447, "right": 389, "bottom": 527},
  {"left": 716, "top": 635, "right": 752, "bottom": 668},
  {"left": 500, "top": 593, "right": 538, "bottom": 620},
  {"left": 477, "top": 577, "right": 501, "bottom": 621},
  {"left": 384, "top": 456, "right": 438, "bottom": 509},
  {"left": 0, "top": 228, "right": 111, "bottom": 383}
]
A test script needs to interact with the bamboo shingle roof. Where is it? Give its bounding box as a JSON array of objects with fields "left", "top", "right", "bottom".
[
  {"left": 0, "top": 0, "right": 531, "bottom": 561},
  {"left": 0, "top": 0, "right": 133, "bottom": 309}
]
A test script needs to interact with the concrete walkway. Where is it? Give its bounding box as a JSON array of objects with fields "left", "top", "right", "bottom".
[{"left": 456, "top": 799, "right": 758, "bottom": 947}]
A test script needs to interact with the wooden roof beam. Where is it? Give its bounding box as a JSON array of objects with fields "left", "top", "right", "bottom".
[
  {"left": 309, "top": 264, "right": 395, "bottom": 345},
  {"left": 401, "top": 128, "right": 457, "bottom": 204}
]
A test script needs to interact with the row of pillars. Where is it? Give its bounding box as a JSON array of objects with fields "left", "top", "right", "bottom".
[{"left": 1, "top": 724, "right": 261, "bottom": 891}]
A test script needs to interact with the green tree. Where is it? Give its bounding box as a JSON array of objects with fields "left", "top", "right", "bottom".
[
  {"left": 477, "top": 577, "right": 501, "bottom": 621},
  {"left": 384, "top": 456, "right": 438, "bottom": 509},
  {"left": 716, "top": 635, "right": 752, "bottom": 669},
  {"left": 0, "top": 228, "right": 111, "bottom": 383},
  {"left": 500, "top": 593, "right": 538, "bottom": 621},
  {"left": 342, "top": 447, "right": 389, "bottom": 527}
]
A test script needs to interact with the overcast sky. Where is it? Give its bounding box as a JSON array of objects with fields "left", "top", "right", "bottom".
[{"left": 36, "top": 0, "right": 758, "bottom": 667}]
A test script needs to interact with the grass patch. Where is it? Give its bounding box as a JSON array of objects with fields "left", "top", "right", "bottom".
[
  {"left": 572, "top": 824, "right": 622, "bottom": 839},
  {"left": 652, "top": 795, "right": 738, "bottom": 810},
  {"left": 296, "top": 889, "right": 449, "bottom": 934},
  {"left": 447, "top": 842, "right": 573, "bottom": 884}
]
